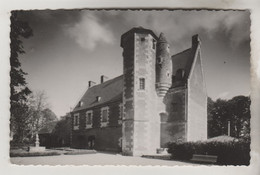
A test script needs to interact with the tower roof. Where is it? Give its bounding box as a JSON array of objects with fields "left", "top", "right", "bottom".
[
  {"left": 121, "top": 27, "right": 158, "bottom": 47},
  {"left": 158, "top": 32, "right": 168, "bottom": 43}
]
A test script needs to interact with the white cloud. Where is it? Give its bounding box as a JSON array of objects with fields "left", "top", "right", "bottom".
[
  {"left": 120, "top": 10, "right": 250, "bottom": 50},
  {"left": 65, "top": 12, "right": 115, "bottom": 51}
]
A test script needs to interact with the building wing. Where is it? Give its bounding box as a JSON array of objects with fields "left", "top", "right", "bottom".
[{"left": 72, "top": 75, "right": 123, "bottom": 112}]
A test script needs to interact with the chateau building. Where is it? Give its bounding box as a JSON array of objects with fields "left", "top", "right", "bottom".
[{"left": 70, "top": 27, "right": 207, "bottom": 156}]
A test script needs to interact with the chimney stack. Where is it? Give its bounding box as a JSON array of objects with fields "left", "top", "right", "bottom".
[
  {"left": 192, "top": 34, "right": 201, "bottom": 48},
  {"left": 101, "top": 75, "right": 109, "bottom": 83},
  {"left": 88, "top": 81, "right": 96, "bottom": 88}
]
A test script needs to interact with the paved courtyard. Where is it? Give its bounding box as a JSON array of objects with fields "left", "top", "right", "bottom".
[{"left": 10, "top": 152, "right": 195, "bottom": 166}]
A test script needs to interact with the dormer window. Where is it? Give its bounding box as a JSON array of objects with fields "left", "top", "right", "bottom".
[
  {"left": 96, "top": 96, "right": 101, "bottom": 102},
  {"left": 78, "top": 101, "right": 83, "bottom": 107}
]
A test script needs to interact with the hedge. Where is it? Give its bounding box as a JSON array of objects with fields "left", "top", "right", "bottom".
[
  {"left": 167, "top": 140, "right": 250, "bottom": 165},
  {"left": 10, "top": 151, "right": 61, "bottom": 157}
]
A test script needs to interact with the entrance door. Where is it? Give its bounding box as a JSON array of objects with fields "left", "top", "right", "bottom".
[{"left": 88, "top": 136, "right": 95, "bottom": 149}]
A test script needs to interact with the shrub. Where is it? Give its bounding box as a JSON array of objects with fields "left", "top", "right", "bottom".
[
  {"left": 10, "top": 151, "right": 61, "bottom": 157},
  {"left": 167, "top": 140, "right": 250, "bottom": 165}
]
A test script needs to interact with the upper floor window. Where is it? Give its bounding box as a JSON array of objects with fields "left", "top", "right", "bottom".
[
  {"left": 152, "top": 39, "right": 156, "bottom": 50},
  {"left": 139, "top": 78, "right": 145, "bottom": 90},
  {"left": 101, "top": 107, "right": 109, "bottom": 127},
  {"left": 73, "top": 113, "right": 79, "bottom": 130},
  {"left": 86, "top": 110, "right": 93, "bottom": 129}
]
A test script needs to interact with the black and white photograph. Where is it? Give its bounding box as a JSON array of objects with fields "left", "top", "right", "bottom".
[
  {"left": 0, "top": 1, "right": 260, "bottom": 174},
  {"left": 8, "top": 9, "right": 252, "bottom": 166}
]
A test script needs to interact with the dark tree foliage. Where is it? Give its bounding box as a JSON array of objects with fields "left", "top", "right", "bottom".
[
  {"left": 52, "top": 116, "right": 71, "bottom": 147},
  {"left": 208, "top": 96, "right": 251, "bottom": 140},
  {"left": 10, "top": 11, "right": 33, "bottom": 144}
]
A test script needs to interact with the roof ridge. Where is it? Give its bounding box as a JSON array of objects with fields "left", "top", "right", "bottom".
[{"left": 89, "top": 74, "right": 123, "bottom": 89}]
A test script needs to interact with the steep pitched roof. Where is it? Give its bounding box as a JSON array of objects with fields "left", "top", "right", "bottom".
[
  {"left": 72, "top": 75, "right": 123, "bottom": 112},
  {"left": 171, "top": 42, "right": 199, "bottom": 88}
]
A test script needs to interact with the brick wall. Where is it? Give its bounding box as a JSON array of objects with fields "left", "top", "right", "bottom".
[{"left": 71, "top": 100, "right": 122, "bottom": 151}]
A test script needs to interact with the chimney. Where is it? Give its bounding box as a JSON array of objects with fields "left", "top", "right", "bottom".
[
  {"left": 192, "top": 34, "right": 201, "bottom": 48},
  {"left": 101, "top": 75, "right": 109, "bottom": 83},
  {"left": 88, "top": 81, "right": 96, "bottom": 88}
]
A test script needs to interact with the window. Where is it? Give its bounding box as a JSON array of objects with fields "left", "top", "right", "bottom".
[
  {"left": 86, "top": 111, "right": 93, "bottom": 128},
  {"left": 101, "top": 107, "right": 109, "bottom": 127},
  {"left": 96, "top": 96, "right": 101, "bottom": 102},
  {"left": 73, "top": 113, "right": 79, "bottom": 130},
  {"left": 139, "top": 78, "right": 145, "bottom": 90},
  {"left": 152, "top": 39, "right": 156, "bottom": 49},
  {"left": 74, "top": 114, "right": 79, "bottom": 126},
  {"left": 118, "top": 103, "right": 123, "bottom": 125}
]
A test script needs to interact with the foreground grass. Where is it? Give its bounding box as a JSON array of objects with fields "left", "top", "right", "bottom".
[{"left": 10, "top": 148, "right": 96, "bottom": 157}]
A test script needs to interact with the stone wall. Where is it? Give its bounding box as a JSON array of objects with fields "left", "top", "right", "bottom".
[
  {"left": 162, "top": 87, "right": 187, "bottom": 146},
  {"left": 187, "top": 49, "right": 207, "bottom": 141},
  {"left": 133, "top": 33, "right": 159, "bottom": 155},
  {"left": 121, "top": 33, "right": 135, "bottom": 155},
  {"left": 121, "top": 29, "right": 160, "bottom": 156}
]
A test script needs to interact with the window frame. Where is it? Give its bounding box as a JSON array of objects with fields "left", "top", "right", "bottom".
[
  {"left": 86, "top": 110, "right": 93, "bottom": 129},
  {"left": 152, "top": 39, "right": 156, "bottom": 50},
  {"left": 100, "top": 106, "right": 109, "bottom": 127},
  {"left": 73, "top": 113, "right": 79, "bottom": 130},
  {"left": 118, "top": 103, "right": 123, "bottom": 125},
  {"left": 139, "top": 78, "right": 145, "bottom": 90}
]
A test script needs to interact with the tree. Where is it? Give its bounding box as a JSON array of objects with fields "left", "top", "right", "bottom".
[
  {"left": 52, "top": 114, "right": 71, "bottom": 147},
  {"left": 27, "top": 91, "right": 58, "bottom": 139},
  {"left": 208, "top": 96, "right": 251, "bottom": 140},
  {"left": 228, "top": 96, "right": 251, "bottom": 140},
  {"left": 10, "top": 11, "right": 33, "bottom": 144},
  {"left": 208, "top": 98, "right": 229, "bottom": 137}
]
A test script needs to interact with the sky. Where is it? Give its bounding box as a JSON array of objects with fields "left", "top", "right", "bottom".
[{"left": 16, "top": 10, "right": 251, "bottom": 117}]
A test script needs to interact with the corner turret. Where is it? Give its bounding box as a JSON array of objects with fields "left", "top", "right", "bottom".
[{"left": 156, "top": 33, "right": 172, "bottom": 97}]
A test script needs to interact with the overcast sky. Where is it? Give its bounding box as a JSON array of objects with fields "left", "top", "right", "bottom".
[{"left": 16, "top": 10, "right": 251, "bottom": 117}]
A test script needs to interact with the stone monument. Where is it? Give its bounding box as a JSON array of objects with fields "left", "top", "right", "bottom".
[{"left": 29, "top": 133, "right": 46, "bottom": 152}]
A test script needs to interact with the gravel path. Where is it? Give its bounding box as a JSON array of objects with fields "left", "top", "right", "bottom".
[{"left": 10, "top": 152, "right": 195, "bottom": 166}]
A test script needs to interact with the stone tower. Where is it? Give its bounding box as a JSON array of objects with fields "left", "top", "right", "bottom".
[
  {"left": 120, "top": 27, "right": 160, "bottom": 156},
  {"left": 156, "top": 33, "right": 172, "bottom": 98}
]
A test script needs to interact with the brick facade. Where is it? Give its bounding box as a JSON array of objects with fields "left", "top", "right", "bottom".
[{"left": 71, "top": 100, "right": 122, "bottom": 151}]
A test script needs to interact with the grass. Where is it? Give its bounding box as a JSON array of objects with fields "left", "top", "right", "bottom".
[{"left": 10, "top": 148, "right": 96, "bottom": 157}]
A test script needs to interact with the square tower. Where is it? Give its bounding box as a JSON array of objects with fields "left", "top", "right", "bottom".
[{"left": 120, "top": 27, "right": 160, "bottom": 156}]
